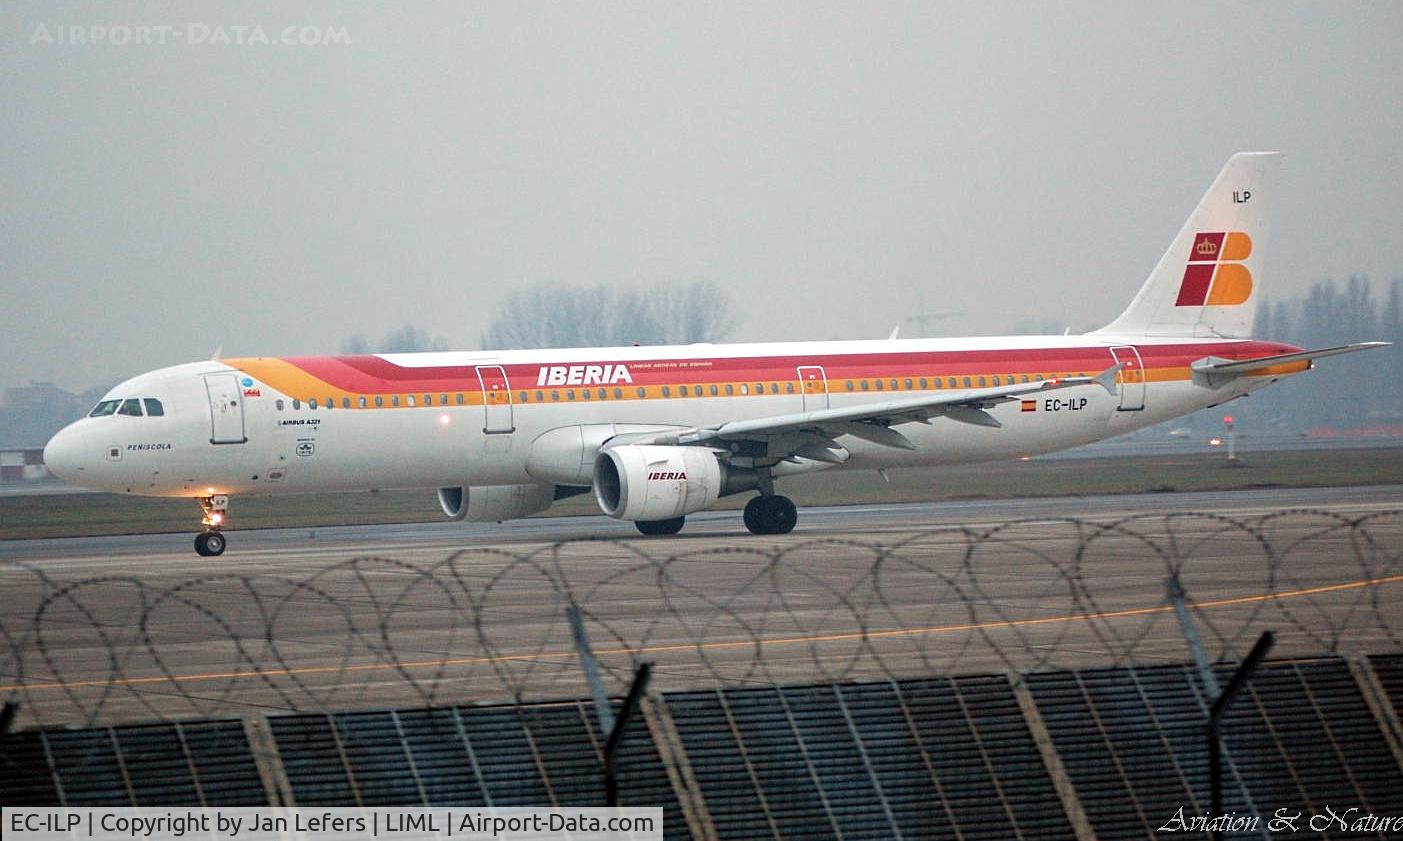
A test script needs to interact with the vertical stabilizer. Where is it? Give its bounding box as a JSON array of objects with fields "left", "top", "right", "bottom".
[{"left": 1095, "top": 152, "right": 1280, "bottom": 339}]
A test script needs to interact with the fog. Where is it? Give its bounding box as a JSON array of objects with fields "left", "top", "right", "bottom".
[{"left": 2, "top": 2, "right": 1401, "bottom": 394}]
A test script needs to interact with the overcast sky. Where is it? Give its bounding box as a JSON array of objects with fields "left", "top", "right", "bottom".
[{"left": 2, "top": 2, "right": 1401, "bottom": 395}]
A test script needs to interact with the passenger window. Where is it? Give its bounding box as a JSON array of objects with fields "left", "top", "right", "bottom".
[
  {"left": 861, "top": 380, "right": 869, "bottom": 391},
  {"left": 770, "top": 383, "right": 779, "bottom": 394},
  {"left": 785, "top": 383, "right": 795, "bottom": 394},
  {"left": 358, "top": 397, "right": 367, "bottom": 408},
  {"left": 919, "top": 378, "right": 927, "bottom": 390},
  {"left": 614, "top": 388, "right": 623, "bottom": 399},
  {"left": 636, "top": 387, "right": 646, "bottom": 398},
  {"left": 754, "top": 383, "right": 764, "bottom": 393},
  {"left": 599, "top": 388, "right": 608, "bottom": 400},
  {"left": 551, "top": 391, "right": 560, "bottom": 401},
  {"left": 710, "top": 385, "right": 719, "bottom": 396},
  {"left": 309, "top": 398, "right": 319, "bottom": 409},
  {"left": 325, "top": 397, "right": 334, "bottom": 410},
  {"left": 143, "top": 398, "right": 165, "bottom": 416},
  {"left": 118, "top": 398, "right": 143, "bottom": 416},
  {"left": 725, "top": 384, "right": 734, "bottom": 395},
  {"left": 405, "top": 395, "right": 415, "bottom": 407},
  {"left": 1021, "top": 375, "right": 1030, "bottom": 383},
  {"left": 89, "top": 400, "right": 120, "bottom": 417},
  {"left": 992, "top": 376, "right": 1001, "bottom": 386},
  {"left": 440, "top": 394, "right": 448, "bottom": 405},
  {"left": 276, "top": 399, "right": 285, "bottom": 411},
  {"left": 293, "top": 399, "right": 302, "bottom": 410},
  {"left": 392, "top": 396, "right": 401, "bottom": 407},
  {"left": 845, "top": 381, "right": 854, "bottom": 391},
  {"left": 740, "top": 384, "right": 750, "bottom": 395},
  {"left": 947, "top": 377, "right": 957, "bottom": 388},
  {"left": 456, "top": 393, "right": 465, "bottom": 405},
  {"left": 678, "top": 385, "right": 688, "bottom": 396},
  {"left": 581, "top": 389, "right": 591, "bottom": 400},
  {"left": 425, "top": 394, "right": 434, "bottom": 406},
  {"left": 342, "top": 398, "right": 351, "bottom": 409},
  {"left": 875, "top": 379, "right": 884, "bottom": 391},
  {"left": 375, "top": 396, "right": 384, "bottom": 407},
  {"left": 663, "top": 386, "right": 671, "bottom": 397},
  {"left": 566, "top": 390, "right": 575, "bottom": 400},
  {"left": 518, "top": 392, "right": 528, "bottom": 402},
  {"left": 962, "top": 377, "right": 972, "bottom": 388},
  {"left": 903, "top": 378, "right": 912, "bottom": 390},
  {"left": 536, "top": 390, "right": 545, "bottom": 402}
]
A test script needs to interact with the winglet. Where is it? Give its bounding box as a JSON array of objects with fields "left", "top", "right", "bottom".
[
  {"left": 1094, "top": 362, "right": 1124, "bottom": 395},
  {"left": 211, "top": 344, "right": 223, "bottom": 361}
]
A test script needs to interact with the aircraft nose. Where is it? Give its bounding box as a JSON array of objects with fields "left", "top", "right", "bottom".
[{"left": 43, "top": 426, "right": 84, "bottom": 482}]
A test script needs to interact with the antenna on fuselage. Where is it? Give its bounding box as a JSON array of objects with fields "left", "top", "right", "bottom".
[{"left": 211, "top": 345, "right": 223, "bottom": 361}]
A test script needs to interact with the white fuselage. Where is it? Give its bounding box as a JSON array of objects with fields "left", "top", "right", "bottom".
[{"left": 42, "top": 333, "right": 1301, "bottom": 502}]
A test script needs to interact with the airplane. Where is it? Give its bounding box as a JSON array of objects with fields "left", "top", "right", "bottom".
[{"left": 42, "top": 152, "right": 1389, "bottom": 556}]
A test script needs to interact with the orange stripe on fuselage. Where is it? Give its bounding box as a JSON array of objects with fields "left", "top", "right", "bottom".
[{"left": 223, "top": 343, "right": 1308, "bottom": 408}]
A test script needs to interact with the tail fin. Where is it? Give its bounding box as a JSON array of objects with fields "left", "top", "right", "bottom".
[{"left": 1094, "top": 152, "right": 1281, "bottom": 339}]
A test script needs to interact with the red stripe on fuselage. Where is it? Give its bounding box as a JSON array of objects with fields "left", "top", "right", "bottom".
[{"left": 276, "top": 341, "right": 1301, "bottom": 395}]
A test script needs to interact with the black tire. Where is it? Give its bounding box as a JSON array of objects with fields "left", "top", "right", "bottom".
[
  {"left": 195, "top": 531, "right": 227, "bottom": 556},
  {"left": 745, "top": 495, "right": 798, "bottom": 535},
  {"left": 636, "top": 516, "right": 685, "bottom": 536}
]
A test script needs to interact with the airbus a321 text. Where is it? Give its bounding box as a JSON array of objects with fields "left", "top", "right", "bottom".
[{"left": 43, "top": 153, "right": 1389, "bottom": 555}]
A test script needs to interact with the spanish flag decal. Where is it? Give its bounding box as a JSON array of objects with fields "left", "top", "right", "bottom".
[{"left": 1021, "top": 400, "right": 1037, "bottom": 412}]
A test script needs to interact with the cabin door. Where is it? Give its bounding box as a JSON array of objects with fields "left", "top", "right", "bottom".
[
  {"left": 204, "top": 374, "right": 248, "bottom": 444},
  {"left": 1108, "top": 346, "right": 1146, "bottom": 411},
  {"left": 475, "top": 366, "right": 515, "bottom": 434}
]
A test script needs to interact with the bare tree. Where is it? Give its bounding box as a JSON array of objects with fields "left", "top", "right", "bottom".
[
  {"left": 482, "top": 280, "right": 738, "bottom": 349},
  {"left": 340, "top": 324, "right": 448, "bottom": 354}
]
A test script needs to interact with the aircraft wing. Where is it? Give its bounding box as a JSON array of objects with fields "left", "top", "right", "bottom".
[{"left": 617, "top": 363, "right": 1122, "bottom": 456}]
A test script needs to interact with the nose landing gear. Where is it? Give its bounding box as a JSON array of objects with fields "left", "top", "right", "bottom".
[{"left": 195, "top": 495, "right": 229, "bottom": 556}]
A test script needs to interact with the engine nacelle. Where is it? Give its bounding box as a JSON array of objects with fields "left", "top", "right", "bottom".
[
  {"left": 438, "top": 484, "right": 555, "bottom": 522},
  {"left": 593, "top": 445, "right": 729, "bottom": 521}
]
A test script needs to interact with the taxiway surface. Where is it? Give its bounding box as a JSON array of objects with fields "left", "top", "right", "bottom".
[{"left": 2, "top": 485, "right": 1400, "bottom": 728}]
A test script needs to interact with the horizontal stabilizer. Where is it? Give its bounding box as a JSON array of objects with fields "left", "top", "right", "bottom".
[{"left": 1191, "top": 341, "right": 1390, "bottom": 386}]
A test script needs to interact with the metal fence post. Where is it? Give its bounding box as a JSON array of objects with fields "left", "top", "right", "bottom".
[
  {"left": 1208, "top": 631, "right": 1275, "bottom": 841},
  {"left": 605, "top": 662, "right": 653, "bottom": 808}
]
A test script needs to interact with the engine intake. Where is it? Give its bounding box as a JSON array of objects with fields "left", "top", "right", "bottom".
[{"left": 594, "top": 445, "right": 736, "bottom": 521}]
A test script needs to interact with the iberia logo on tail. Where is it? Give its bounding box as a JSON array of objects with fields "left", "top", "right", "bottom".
[{"left": 1175, "top": 232, "right": 1252, "bottom": 306}]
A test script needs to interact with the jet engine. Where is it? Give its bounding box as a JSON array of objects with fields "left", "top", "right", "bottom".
[
  {"left": 437, "top": 484, "right": 556, "bottom": 522},
  {"left": 594, "top": 444, "right": 756, "bottom": 521}
]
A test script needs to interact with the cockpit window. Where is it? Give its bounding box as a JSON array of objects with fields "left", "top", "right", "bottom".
[
  {"left": 89, "top": 400, "right": 120, "bottom": 417},
  {"left": 143, "top": 398, "right": 165, "bottom": 417},
  {"left": 118, "top": 398, "right": 144, "bottom": 417}
]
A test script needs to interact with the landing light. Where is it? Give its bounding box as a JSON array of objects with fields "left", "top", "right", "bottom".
[
  {"left": 210, "top": 512, "right": 224, "bottom": 525},
  {"left": 1209, "top": 438, "right": 1223, "bottom": 447},
  {"left": 1019, "top": 456, "right": 1031, "bottom": 462},
  {"left": 438, "top": 414, "right": 451, "bottom": 425}
]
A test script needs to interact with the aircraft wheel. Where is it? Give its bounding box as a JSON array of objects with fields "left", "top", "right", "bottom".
[
  {"left": 195, "top": 531, "right": 227, "bottom": 556},
  {"left": 744, "top": 495, "right": 798, "bottom": 535},
  {"left": 636, "top": 516, "right": 685, "bottom": 536}
]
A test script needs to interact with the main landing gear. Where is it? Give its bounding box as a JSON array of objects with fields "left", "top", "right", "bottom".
[
  {"left": 195, "top": 495, "right": 229, "bottom": 556},
  {"left": 744, "top": 494, "right": 798, "bottom": 535}
]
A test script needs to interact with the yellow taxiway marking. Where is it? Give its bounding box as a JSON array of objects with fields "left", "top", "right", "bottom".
[{"left": 5, "top": 571, "right": 1402, "bottom": 693}]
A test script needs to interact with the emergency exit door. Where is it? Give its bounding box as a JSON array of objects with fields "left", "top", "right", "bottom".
[{"left": 798, "top": 365, "right": 829, "bottom": 412}]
